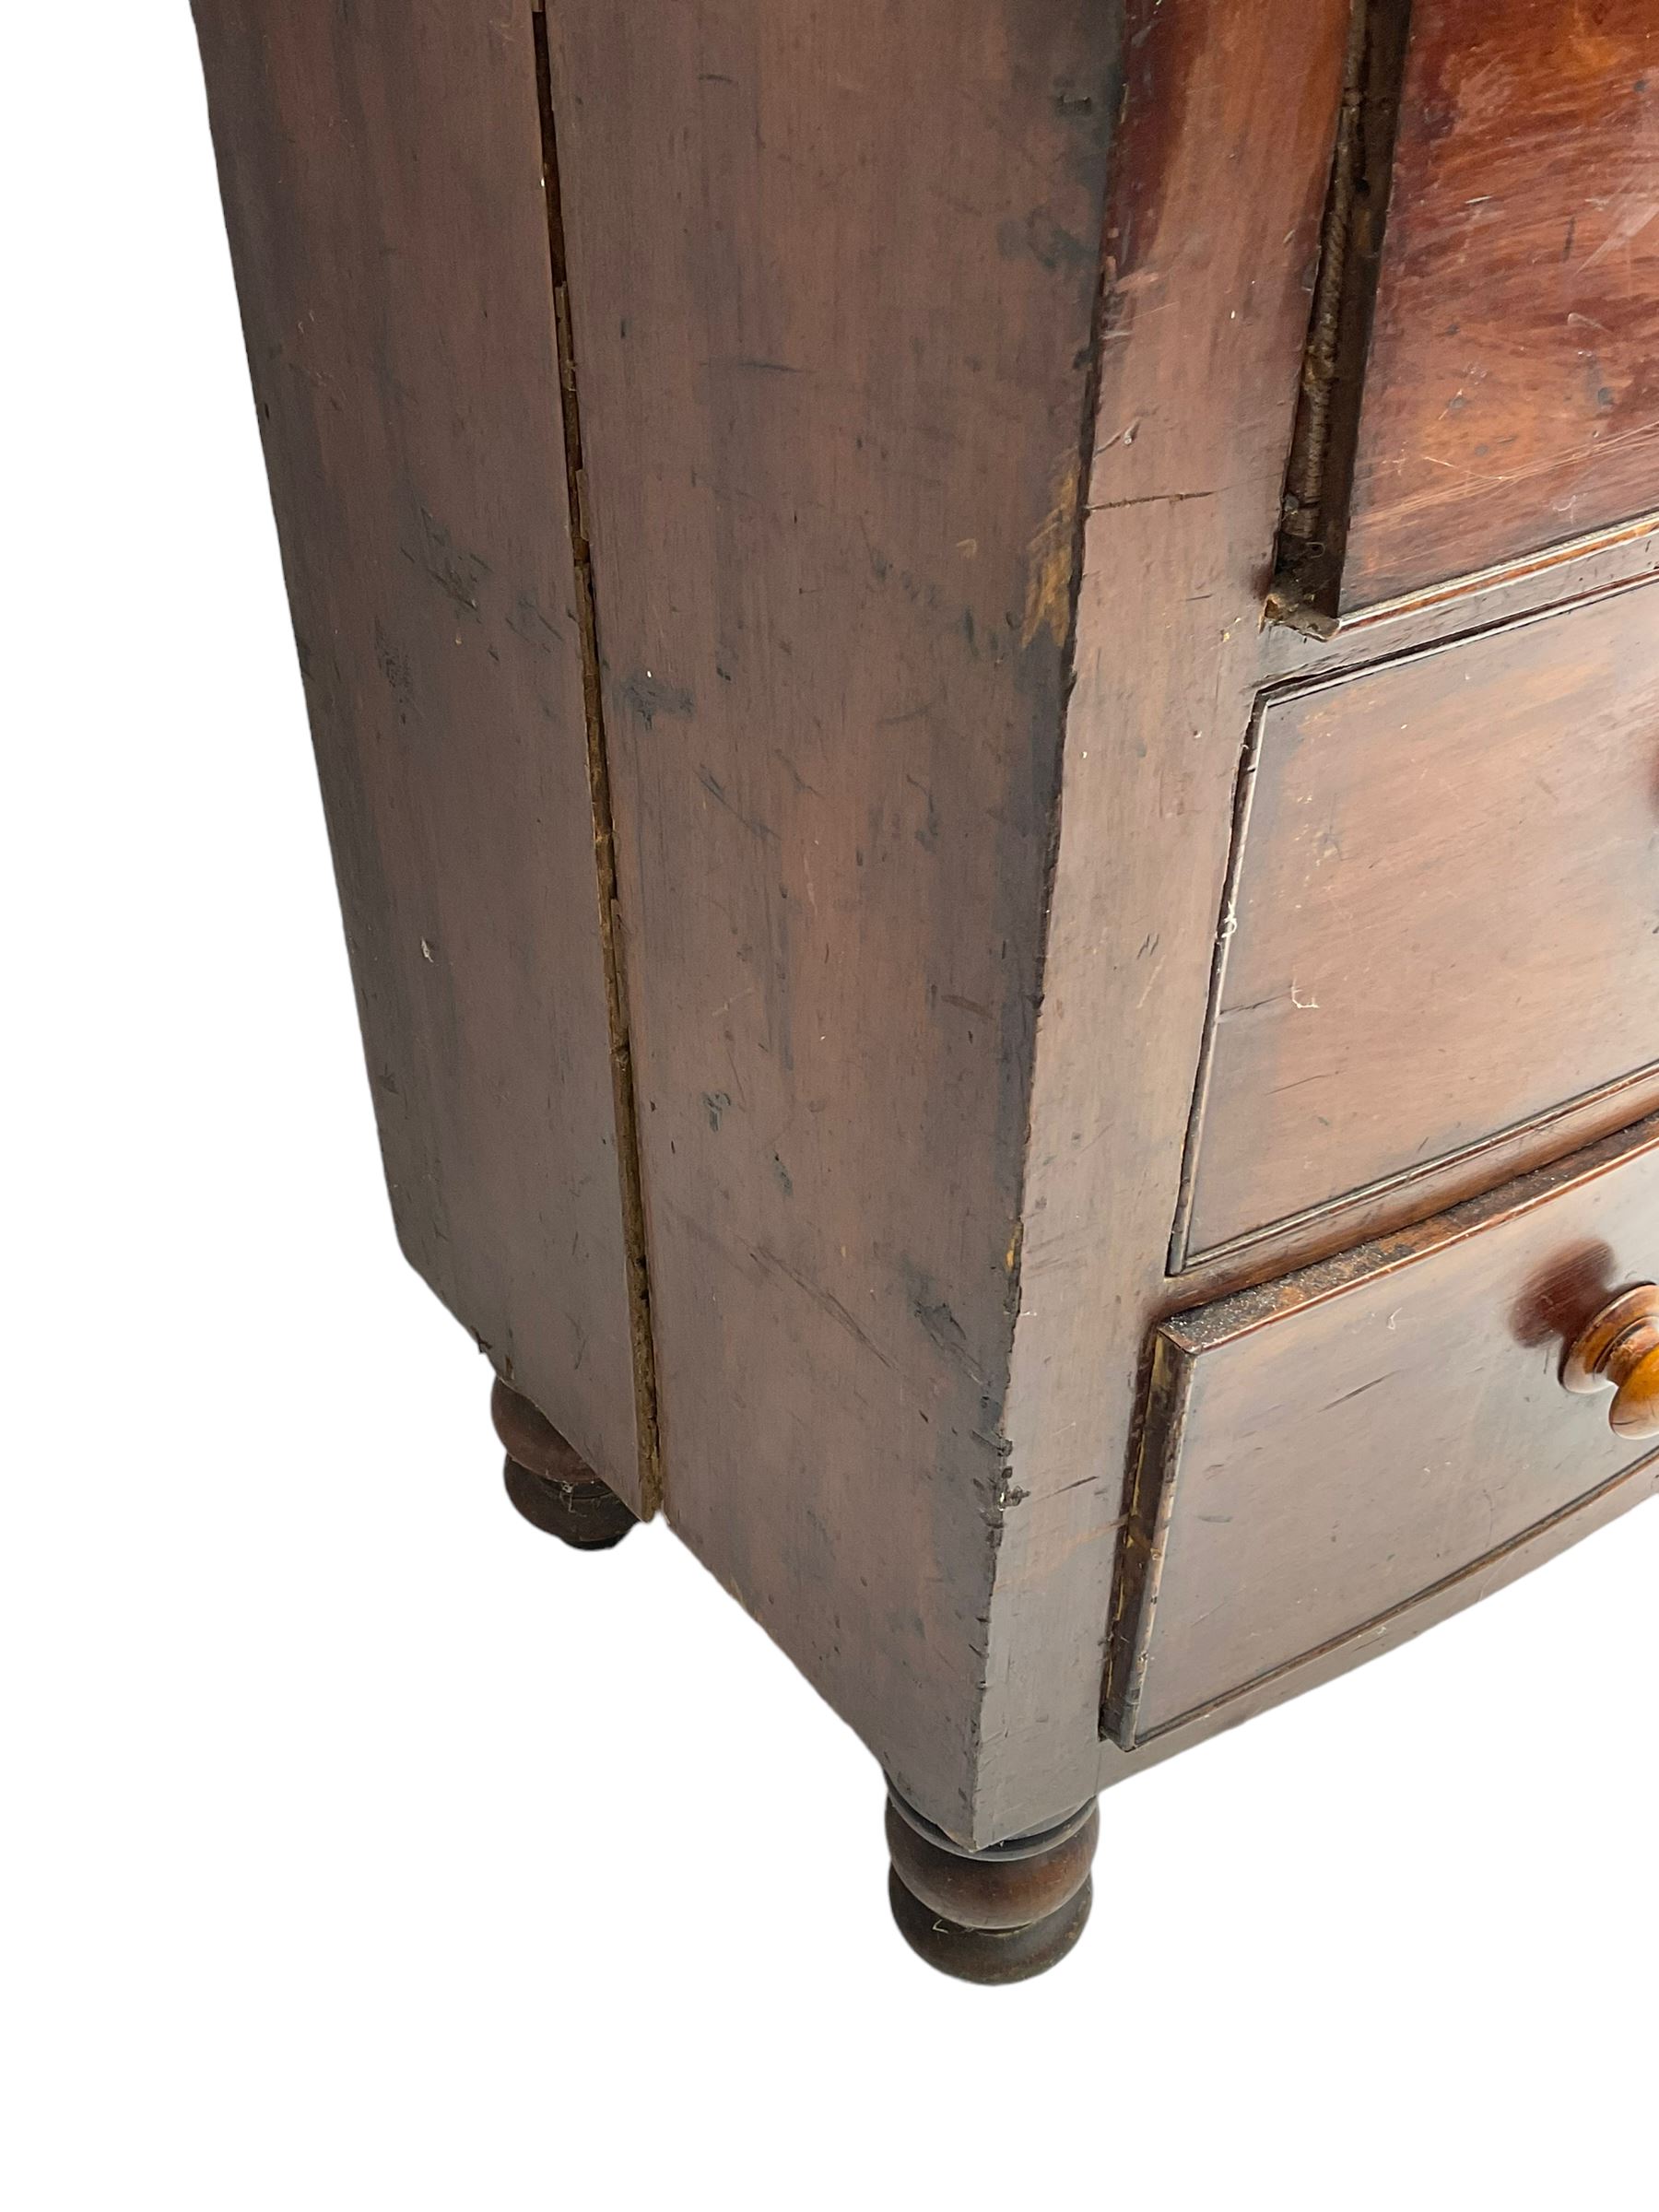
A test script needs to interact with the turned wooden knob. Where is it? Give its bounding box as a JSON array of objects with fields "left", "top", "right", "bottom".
[{"left": 1562, "top": 1286, "right": 1659, "bottom": 1441}]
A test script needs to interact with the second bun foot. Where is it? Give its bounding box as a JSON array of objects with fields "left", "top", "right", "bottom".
[{"left": 490, "top": 1377, "right": 636, "bottom": 1551}]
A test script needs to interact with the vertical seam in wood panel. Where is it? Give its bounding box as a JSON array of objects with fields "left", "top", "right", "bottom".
[{"left": 532, "top": 3, "right": 662, "bottom": 1511}]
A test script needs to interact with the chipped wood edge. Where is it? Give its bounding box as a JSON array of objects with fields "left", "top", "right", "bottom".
[
  {"left": 1100, "top": 1329, "right": 1194, "bottom": 1749},
  {"left": 1268, "top": 0, "right": 1415, "bottom": 630}
]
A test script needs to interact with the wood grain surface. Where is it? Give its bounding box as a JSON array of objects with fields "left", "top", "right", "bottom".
[
  {"left": 1180, "top": 577, "right": 1659, "bottom": 1262},
  {"left": 1344, "top": 0, "right": 1659, "bottom": 606},
  {"left": 194, "top": 0, "right": 1659, "bottom": 1847},
  {"left": 192, "top": 1, "right": 647, "bottom": 1500},
  {"left": 547, "top": 0, "right": 1124, "bottom": 1833},
  {"left": 983, "top": 0, "right": 1354, "bottom": 1836},
  {"left": 1112, "top": 1116, "right": 1659, "bottom": 1746}
]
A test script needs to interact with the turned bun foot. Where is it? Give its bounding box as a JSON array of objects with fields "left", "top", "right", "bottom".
[
  {"left": 885, "top": 1790, "right": 1098, "bottom": 1984},
  {"left": 489, "top": 1378, "right": 636, "bottom": 1550}
]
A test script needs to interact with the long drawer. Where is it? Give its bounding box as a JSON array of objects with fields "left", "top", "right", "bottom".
[{"left": 1110, "top": 1116, "right": 1659, "bottom": 1748}]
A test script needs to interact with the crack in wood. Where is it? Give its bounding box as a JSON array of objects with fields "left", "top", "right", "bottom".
[{"left": 532, "top": 3, "right": 663, "bottom": 1509}]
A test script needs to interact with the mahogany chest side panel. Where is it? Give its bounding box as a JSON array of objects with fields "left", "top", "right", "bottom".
[
  {"left": 192, "top": 1, "right": 647, "bottom": 1496},
  {"left": 548, "top": 0, "right": 1124, "bottom": 1830}
]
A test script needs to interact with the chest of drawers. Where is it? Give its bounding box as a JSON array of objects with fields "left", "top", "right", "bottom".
[{"left": 194, "top": 0, "right": 1659, "bottom": 1980}]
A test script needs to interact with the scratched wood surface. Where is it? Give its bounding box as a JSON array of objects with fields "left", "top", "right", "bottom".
[
  {"left": 955, "top": 0, "right": 1349, "bottom": 1836},
  {"left": 1112, "top": 1117, "right": 1659, "bottom": 1746},
  {"left": 1343, "top": 0, "right": 1659, "bottom": 607},
  {"left": 192, "top": 1, "right": 646, "bottom": 1499},
  {"left": 549, "top": 0, "right": 1122, "bottom": 1835},
  {"left": 994, "top": 0, "right": 1659, "bottom": 1829},
  {"left": 195, "top": 0, "right": 1659, "bottom": 1853},
  {"left": 1180, "top": 577, "right": 1659, "bottom": 1263}
]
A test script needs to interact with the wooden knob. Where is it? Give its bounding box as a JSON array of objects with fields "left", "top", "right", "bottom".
[{"left": 1562, "top": 1286, "right": 1659, "bottom": 1441}]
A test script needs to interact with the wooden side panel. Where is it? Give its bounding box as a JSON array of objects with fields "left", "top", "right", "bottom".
[
  {"left": 1344, "top": 0, "right": 1659, "bottom": 607},
  {"left": 192, "top": 2, "right": 645, "bottom": 1497},
  {"left": 1182, "top": 579, "right": 1659, "bottom": 1262},
  {"left": 1113, "top": 1118, "right": 1659, "bottom": 1746},
  {"left": 549, "top": 2, "right": 1121, "bottom": 1834},
  {"left": 983, "top": 0, "right": 1354, "bottom": 1840}
]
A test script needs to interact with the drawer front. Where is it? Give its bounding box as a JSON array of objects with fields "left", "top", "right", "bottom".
[
  {"left": 1275, "top": 0, "right": 1659, "bottom": 622},
  {"left": 1177, "top": 580, "right": 1659, "bottom": 1265},
  {"left": 1111, "top": 1117, "right": 1659, "bottom": 1748}
]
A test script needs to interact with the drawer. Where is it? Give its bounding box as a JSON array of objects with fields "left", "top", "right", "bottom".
[
  {"left": 1275, "top": 0, "right": 1659, "bottom": 621},
  {"left": 1175, "top": 580, "right": 1659, "bottom": 1265},
  {"left": 1110, "top": 1116, "right": 1659, "bottom": 1749}
]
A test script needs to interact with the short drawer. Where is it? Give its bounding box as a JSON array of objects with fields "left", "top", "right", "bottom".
[
  {"left": 1176, "top": 579, "right": 1659, "bottom": 1265},
  {"left": 1110, "top": 1116, "right": 1659, "bottom": 1749}
]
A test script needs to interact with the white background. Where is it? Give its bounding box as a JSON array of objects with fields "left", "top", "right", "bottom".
[{"left": 5, "top": 10, "right": 1656, "bottom": 2208}]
